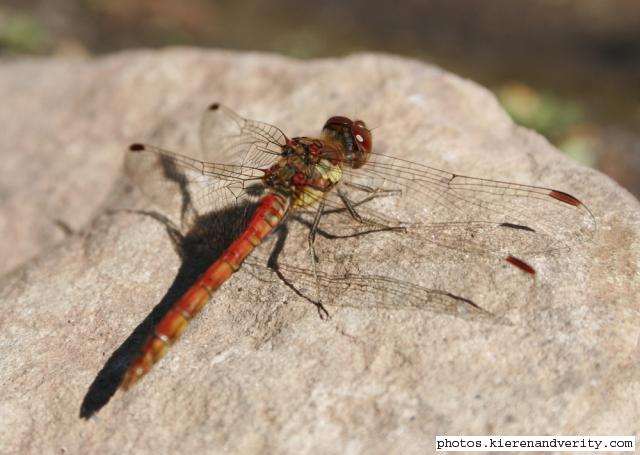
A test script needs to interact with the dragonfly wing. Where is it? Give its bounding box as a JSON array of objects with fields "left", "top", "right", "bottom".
[
  {"left": 245, "top": 259, "right": 495, "bottom": 319},
  {"left": 125, "top": 143, "right": 264, "bottom": 229},
  {"left": 337, "top": 152, "right": 596, "bottom": 257},
  {"left": 199, "top": 103, "right": 288, "bottom": 168}
]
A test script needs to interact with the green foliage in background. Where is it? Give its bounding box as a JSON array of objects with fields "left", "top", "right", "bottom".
[
  {"left": 497, "top": 83, "right": 584, "bottom": 139},
  {"left": 497, "top": 82, "right": 596, "bottom": 166},
  {"left": 0, "top": 12, "right": 47, "bottom": 54}
]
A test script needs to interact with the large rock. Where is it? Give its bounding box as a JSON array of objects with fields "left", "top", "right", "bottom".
[{"left": 1, "top": 49, "right": 638, "bottom": 454}]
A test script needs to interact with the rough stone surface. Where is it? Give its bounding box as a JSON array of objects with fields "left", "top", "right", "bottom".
[{"left": 0, "top": 49, "right": 639, "bottom": 454}]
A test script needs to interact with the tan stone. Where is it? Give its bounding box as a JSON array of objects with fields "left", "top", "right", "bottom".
[{"left": 0, "top": 49, "right": 638, "bottom": 454}]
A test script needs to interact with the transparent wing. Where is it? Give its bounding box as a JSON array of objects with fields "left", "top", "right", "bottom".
[
  {"left": 244, "top": 259, "right": 497, "bottom": 320},
  {"left": 124, "top": 104, "right": 288, "bottom": 230},
  {"left": 199, "top": 103, "right": 287, "bottom": 168},
  {"left": 124, "top": 143, "right": 264, "bottom": 230},
  {"left": 128, "top": 103, "right": 595, "bottom": 265},
  {"left": 320, "top": 152, "right": 596, "bottom": 257}
]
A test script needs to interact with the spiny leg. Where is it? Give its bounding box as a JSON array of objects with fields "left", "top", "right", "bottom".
[
  {"left": 343, "top": 181, "right": 402, "bottom": 197},
  {"left": 308, "top": 199, "right": 330, "bottom": 319},
  {"left": 337, "top": 189, "right": 406, "bottom": 233},
  {"left": 322, "top": 182, "right": 401, "bottom": 217},
  {"left": 343, "top": 182, "right": 402, "bottom": 209}
]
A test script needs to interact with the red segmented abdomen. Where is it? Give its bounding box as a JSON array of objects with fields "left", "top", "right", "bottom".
[{"left": 120, "top": 192, "right": 289, "bottom": 389}]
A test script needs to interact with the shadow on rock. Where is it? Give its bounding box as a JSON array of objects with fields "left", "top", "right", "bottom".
[{"left": 79, "top": 201, "right": 254, "bottom": 419}]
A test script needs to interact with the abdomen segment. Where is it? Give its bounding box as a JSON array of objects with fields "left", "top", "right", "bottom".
[{"left": 120, "top": 192, "right": 288, "bottom": 389}]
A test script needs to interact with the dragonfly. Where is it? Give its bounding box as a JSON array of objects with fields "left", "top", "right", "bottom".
[{"left": 120, "top": 103, "right": 596, "bottom": 389}]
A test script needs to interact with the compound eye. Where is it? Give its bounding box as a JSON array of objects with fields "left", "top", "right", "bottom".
[
  {"left": 351, "top": 122, "right": 372, "bottom": 154},
  {"left": 349, "top": 121, "right": 372, "bottom": 168},
  {"left": 323, "top": 116, "right": 353, "bottom": 131}
]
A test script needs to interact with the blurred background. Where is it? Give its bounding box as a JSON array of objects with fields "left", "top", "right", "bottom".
[{"left": 1, "top": 0, "right": 639, "bottom": 198}]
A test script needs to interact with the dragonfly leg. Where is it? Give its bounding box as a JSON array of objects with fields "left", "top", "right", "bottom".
[
  {"left": 308, "top": 199, "right": 330, "bottom": 319},
  {"left": 337, "top": 189, "right": 405, "bottom": 233},
  {"left": 341, "top": 182, "right": 402, "bottom": 211},
  {"left": 343, "top": 181, "right": 402, "bottom": 197},
  {"left": 265, "top": 225, "right": 328, "bottom": 319}
]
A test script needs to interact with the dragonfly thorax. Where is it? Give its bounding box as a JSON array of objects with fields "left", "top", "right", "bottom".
[{"left": 262, "top": 137, "right": 344, "bottom": 208}]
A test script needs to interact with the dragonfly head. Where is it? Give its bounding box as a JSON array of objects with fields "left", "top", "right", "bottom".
[{"left": 322, "top": 116, "right": 372, "bottom": 169}]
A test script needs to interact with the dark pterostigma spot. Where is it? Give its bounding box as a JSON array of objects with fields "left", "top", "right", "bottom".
[
  {"left": 129, "top": 143, "right": 145, "bottom": 152},
  {"left": 506, "top": 255, "right": 536, "bottom": 274},
  {"left": 500, "top": 222, "right": 535, "bottom": 233},
  {"left": 549, "top": 190, "right": 582, "bottom": 207}
]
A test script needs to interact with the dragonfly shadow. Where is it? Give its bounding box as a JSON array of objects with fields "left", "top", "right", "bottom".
[{"left": 79, "top": 200, "right": 256, "bottom": 419}]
